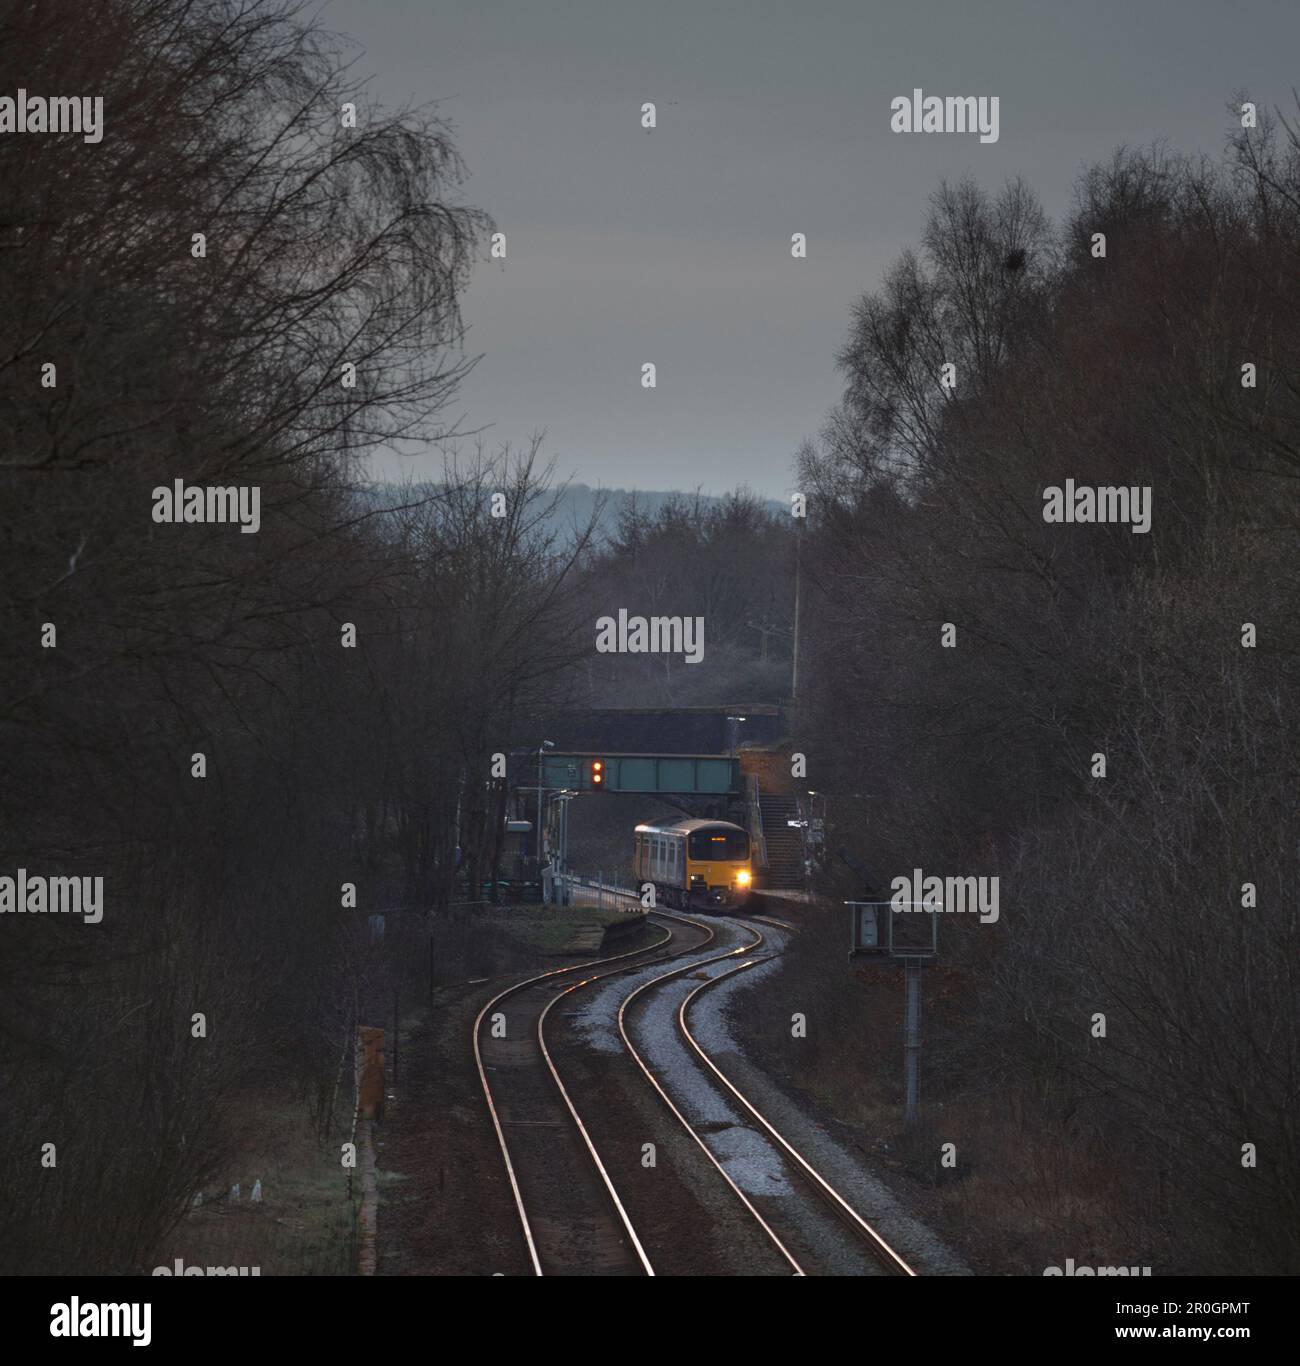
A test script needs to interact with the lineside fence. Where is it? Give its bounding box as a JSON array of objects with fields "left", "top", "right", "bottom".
[{"left": 555, "top": 869, "right": 645, "bottom": 911}]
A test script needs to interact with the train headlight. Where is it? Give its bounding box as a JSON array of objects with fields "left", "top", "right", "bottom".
[{"left": 737, "top": 870, "right": 751, "bottom": 886}]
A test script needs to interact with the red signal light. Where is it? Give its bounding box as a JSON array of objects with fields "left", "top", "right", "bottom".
[{"left": 592, "top": 760, "right": 604, "bottom": 786}]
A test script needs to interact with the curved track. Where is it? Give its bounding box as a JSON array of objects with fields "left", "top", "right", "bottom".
[
  {"left": 473, "top": 911, "right": 712, "bottom": 1275},
  {"left": 618, "top": 915, "right": 917, "bottom": 1277},
  {"left": 475, "top": 902, "right": 918, "bottom": 1277},
  {"left": 679, "top": 945, "right": 917, "bottom": 1275}
]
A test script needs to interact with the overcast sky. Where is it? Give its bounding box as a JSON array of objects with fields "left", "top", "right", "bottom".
[{"left": 325, "top": 0, "right": 1300, "bottom": 498}]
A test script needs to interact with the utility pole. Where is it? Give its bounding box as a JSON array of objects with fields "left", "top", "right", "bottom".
[
  {"left": 903, "top": 959, "right": 922, "bottom": 1126},
  {"left": 791, "top": 520, "right": 802, "bottom": 702},
  {"left": 847, "top": 885, "right": 938, "bottom": 1132},
  {"left": 535, "top": 739, "right": 554, "bottom": 870},
  {"left": 549, "top": 791, "right": 573, "bottom": 905},
  {"left": 726, "top": 714, "right": 747, "bottom": 757}
]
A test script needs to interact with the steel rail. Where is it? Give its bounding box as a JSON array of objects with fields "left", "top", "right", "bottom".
[
  {"left": 472, "top": 919, "right": 674, "bottom": 1275},
  {"left": 615, "top": 916, "right": 808, "bottom": 1275},
  {"left": 679, "top": 953, "right": 918, "bottom": 1276},
  {"left": 530, "top": 911, "right": 722, "bottom": 1276}
]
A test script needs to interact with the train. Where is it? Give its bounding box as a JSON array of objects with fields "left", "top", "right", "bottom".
[{"left": 632, "top": 817, "right": 752, "bottom": 912}]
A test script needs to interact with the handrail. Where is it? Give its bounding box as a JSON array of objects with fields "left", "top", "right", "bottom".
[{"left": 746, "top": 773, "right": 770, "bottom": 871}]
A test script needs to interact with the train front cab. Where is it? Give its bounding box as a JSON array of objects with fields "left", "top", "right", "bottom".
[
  {"left": 685, "top": 823, "right": 751, "bottom": 911},
  {"left": 635, "top": 820, "right": 752, "bottom": 913}
]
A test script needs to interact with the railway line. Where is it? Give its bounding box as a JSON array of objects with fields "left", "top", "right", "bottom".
[
  {"left": 619, "top": 916, "right": 916, "bottom": 1276},
  {"left": 473, "top": 902, "right": 918, "bottom": 1277},
  {"left": 679, "top": 939, "right": 916, "bottom": 1276},
  {"left": 473, "top": 910, "right": 711, "bottom": 1275}
]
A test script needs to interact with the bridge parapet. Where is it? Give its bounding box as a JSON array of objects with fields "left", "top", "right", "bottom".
[{"left": 542, "top": 752, "right": 740, "bottom": 796}]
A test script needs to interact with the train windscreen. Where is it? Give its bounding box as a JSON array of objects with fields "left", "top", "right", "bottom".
[{"left": 688, "top": 828, "right": 749, "bottom": 860}]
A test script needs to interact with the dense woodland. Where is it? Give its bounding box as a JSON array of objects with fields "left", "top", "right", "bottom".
[
  {"left": 1, "top": 0, "right": 1294, "bottom": 1274},
  {"left": 0, "top": 0, "right": 593, "bottom": 1272},
  {"left": 794, "top": 118, "right": 1300, "bottom": 1272}
]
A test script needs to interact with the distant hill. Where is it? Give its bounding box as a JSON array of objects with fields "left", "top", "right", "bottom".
[
  {"left": 360, "top": 480, "right": 786, "bottom": 544},
  {"left": 545, "top": 483, "right": 787, "bottom": 543}
]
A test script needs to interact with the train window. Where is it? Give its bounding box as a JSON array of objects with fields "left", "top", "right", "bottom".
[{"left": 688, "top": 828, "right": 749, "bottom": 860}]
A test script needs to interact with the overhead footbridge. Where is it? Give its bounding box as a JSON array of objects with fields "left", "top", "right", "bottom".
[
  {"left": 528, "top": 704, "right": 782, "bottom": 756},
  {"left": 542, "top": 751, "right": 741, "bottom": 796}
]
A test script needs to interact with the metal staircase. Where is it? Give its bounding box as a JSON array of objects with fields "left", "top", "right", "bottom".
[{"left": 758, "top": 791, "right": 804, "bottom": 890}]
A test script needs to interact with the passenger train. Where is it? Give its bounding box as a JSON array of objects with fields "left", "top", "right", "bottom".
[{"left": 632, "top": 817, "right": 752, "bottom": 912}]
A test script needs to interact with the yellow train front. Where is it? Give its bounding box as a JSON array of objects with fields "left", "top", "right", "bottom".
[{"left": 633, "top": 818, "right": 752, "bottom": 912}]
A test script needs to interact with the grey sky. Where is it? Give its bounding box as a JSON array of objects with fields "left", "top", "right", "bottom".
[{"left": 325, "top": 0, "right": 1300, "bottom": 497}]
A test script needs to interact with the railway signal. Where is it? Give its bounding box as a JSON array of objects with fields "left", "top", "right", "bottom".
[
  {"left": 845, "top": 845, "right": 938, "bottom": 1131},
  {"left": 590, "top": 758, "right": 604, "bottom": 787}
]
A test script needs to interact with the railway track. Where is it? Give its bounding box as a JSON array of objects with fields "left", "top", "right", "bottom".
[
  {"left": 679, "top": 941, "right": 917, "bottom": 1276},
  {"left": 618, "top": 916, "right": 917, "bottom": 1277},
  {"left": 473, "top": 910, "right": 715, "bottom": 1275},
  {"left": 475, "top": 902, "right": 917, "bottom": 1277}
]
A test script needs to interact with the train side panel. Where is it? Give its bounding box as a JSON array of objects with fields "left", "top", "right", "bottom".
[{"left": 633, "top": 821, "right": 752, "bottom": 913}]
